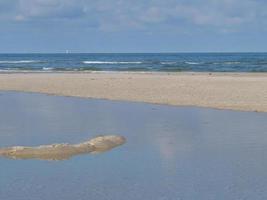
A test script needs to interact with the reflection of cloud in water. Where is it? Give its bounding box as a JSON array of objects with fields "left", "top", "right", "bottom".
[
  {"left": 156, "top": 134, "right": 194, "bottom": 162},
  {"left": 143, "top": 108, "right": 207, "bottom": 172},
  {"left": 0, "top": 135, "right": 126, "bottom": 161}
]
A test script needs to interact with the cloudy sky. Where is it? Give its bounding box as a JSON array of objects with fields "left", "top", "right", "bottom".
[{"left": 0, "top": 0, "right": 267, "bottom": 53}]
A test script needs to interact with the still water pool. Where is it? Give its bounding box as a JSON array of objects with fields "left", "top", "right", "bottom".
[{"left": 0, "top": 91, "right": 267, "bottom": 200}]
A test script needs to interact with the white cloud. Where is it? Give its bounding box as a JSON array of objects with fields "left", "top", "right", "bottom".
[
  {"left": 14, "top": 0, "right": 86, "bottom": 20},
  {"left": 1, "top": 0, "right": 266, "bottom": 33}
]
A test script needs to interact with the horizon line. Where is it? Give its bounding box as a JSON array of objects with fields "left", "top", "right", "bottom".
[{"left": 0, "top": 51, "right": 267, "bottom": 54}]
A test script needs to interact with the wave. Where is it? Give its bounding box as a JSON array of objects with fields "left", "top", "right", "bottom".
[
  {"left": 161, "top": 61, "right": 200, "bottom": 65},
  {"left": 209, "top": 61, "right": 241, "bottom": 65},
  {"left": 83, "top": 61, "right": 143, "bottom": 64},
  {"left": 42, "top": 67, "right": 54, "bottom": 70},
  {"left": 0, "top": 60, "right": 41, "bottom": 64},
  {"left": 224, "top": 61, "right": 241, "bottom": 65},
  {"left": 185, "top": 61, "right": 200, "bottom": 65},
  {"left": 161, "top": 61, "right": 177, "bottom": 65}
]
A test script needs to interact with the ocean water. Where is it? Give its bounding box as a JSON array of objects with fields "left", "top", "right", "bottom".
[
  {"left": 1, "top": 92, "right": 267, "bottom": 200},
  {"left": 0, "top": 53, "right": 267, "bottom": 72}
]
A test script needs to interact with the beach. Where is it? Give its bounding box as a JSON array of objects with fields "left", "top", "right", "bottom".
[
  {"left": 0, "top": 72, "right": 267, "bottom": 112},
  {"left": 1, "top": 0, "right": 267, "bottom": 198}
]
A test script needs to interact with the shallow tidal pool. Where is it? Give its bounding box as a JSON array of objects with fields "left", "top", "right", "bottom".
[{"left": 0, "top": 91, "right": 267, "bottom": 200}]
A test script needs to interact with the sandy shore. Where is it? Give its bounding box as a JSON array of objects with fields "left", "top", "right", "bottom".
[{"left": 0, "top": 72, "right": 267, "bottom": 112}]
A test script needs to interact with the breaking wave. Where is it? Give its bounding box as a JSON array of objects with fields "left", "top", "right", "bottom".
[
  {"left": 0, "top": 60, "right": 41, "bottom": 64},
  {"left": 185, "top": 61, "right": 200, "bottom": 65},
  {"left": 83, "top": 61, "right": 143, "bottom": 64}
]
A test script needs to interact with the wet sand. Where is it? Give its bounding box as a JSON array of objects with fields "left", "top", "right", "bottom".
[{"left": 0, "top": 72, "right": 267, "bottom": 112}]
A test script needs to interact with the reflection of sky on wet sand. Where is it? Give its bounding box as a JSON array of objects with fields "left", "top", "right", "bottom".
[{"left": 1, "top": 91, "right": 267, "bottom": 200}]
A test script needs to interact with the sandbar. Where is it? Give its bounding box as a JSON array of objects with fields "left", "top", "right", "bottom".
[
  {"left": 0, "top": 135, "right": 126, "bottom": 161},
  {"left": 0, "top": 72, "right": 266, "bottom": 112}
]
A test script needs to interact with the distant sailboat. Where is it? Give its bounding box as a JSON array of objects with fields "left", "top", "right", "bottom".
[{"left": 65, "top": 50, "right": 70, "bottom": 54}]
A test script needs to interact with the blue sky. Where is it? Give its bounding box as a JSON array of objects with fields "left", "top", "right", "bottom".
[{"left": 0, "top": 0, "right": 267, "bottom": 53}]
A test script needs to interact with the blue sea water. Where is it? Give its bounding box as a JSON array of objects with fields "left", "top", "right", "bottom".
[{"left": 0, "top": 53, "right": 267, "bottom": 72}]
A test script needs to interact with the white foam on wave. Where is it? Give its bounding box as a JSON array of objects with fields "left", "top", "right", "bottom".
[
  {"left": 83, "top": 61, "right": 142, "bottom": 64},
  {"left": 185, "top": 61, "right": 199, "bottom": 65},
  {"left": 161, "top": 62, "right": 177, "bottom": 65},
  {"left": 0, "top": 60, "right": 40, "bottom": 64},
  {"left": 42, "top": 67, "right": 54, "bottom": 70},
  {"left": 212, "top": 61, "right": 241, "bottom": 65},
  {"left": 224, "top": 61, "right": 241, "bottom": 65}
]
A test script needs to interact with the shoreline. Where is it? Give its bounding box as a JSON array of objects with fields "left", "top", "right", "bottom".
[
  {"left": 0, "top": 70, "right": 267, "bottom": 75},
  {"left": 0, "top": 72, "right": 267, "bottom": 112}
]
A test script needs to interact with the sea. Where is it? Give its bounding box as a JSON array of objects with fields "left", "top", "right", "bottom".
[{"left": 0, "top": 53, "right": 267, "bottom": 72}]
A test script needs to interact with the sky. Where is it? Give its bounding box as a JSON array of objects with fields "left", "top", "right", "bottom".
[{"left": 0, "top": 0, "right": 267, "bottom": 53}]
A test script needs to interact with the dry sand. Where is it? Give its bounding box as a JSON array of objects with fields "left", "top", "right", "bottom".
[{"left": 0, "top": 72, "right": 266, "bottom": 112}]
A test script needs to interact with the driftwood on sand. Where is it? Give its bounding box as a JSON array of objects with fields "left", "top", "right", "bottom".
[{"left": 0, "top": 135, "right": 126, "bottom": 161}]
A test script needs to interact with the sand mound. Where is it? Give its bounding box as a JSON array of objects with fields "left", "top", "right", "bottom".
[{"left": 0, "top": 135, "right": 126, "bottom": 161}]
